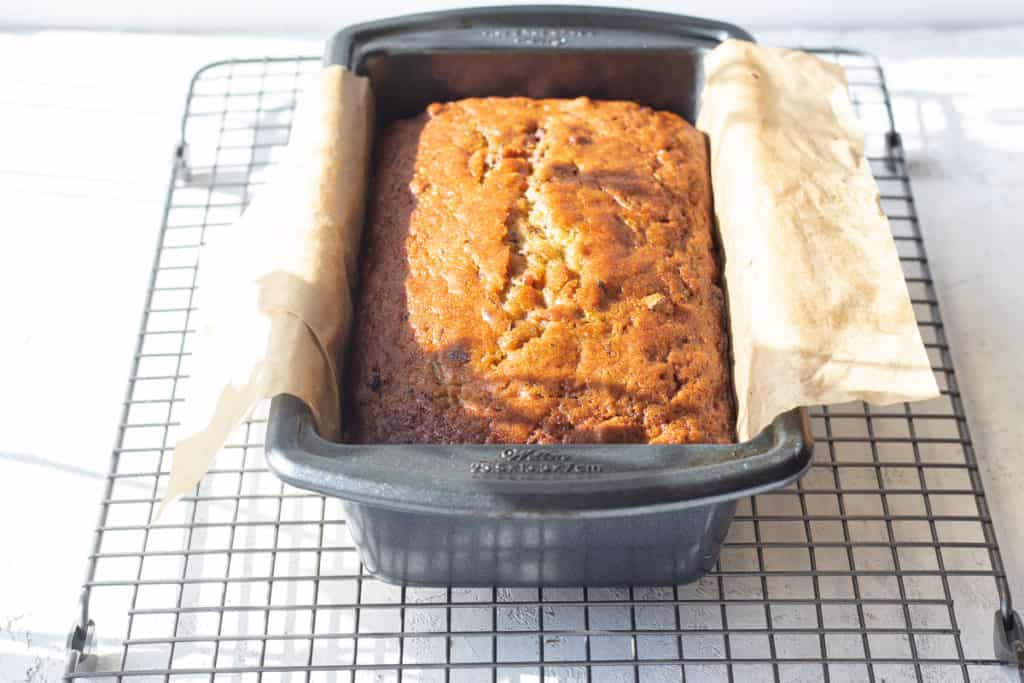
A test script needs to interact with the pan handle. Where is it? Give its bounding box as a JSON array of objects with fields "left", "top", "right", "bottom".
[
  {"left": 327, "top": 6, "right": 754, "bottom": 71},
  {"left": 265, "top": 394, "right": 811, "bottom": 516},
  {"left": 443, "top": 6, "right": 753, "bottom": 49}
]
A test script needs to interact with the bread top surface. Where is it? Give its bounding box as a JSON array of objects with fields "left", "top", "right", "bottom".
[{"left": 349, "top": 97, "right": 735, "bottom": 444}]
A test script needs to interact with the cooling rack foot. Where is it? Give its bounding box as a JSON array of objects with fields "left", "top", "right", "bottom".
[
  {"left": 64, "top": 618, "right": 94, "bottom": 675},
  {"left": 994, "top": 609, "right": 1024, "bottom": 666},
  {"left": 175, "top": 142, "right": 191, "bottom": 183},
  {"left": 884, "top": 131, "right": 902, "bottom": 173}
]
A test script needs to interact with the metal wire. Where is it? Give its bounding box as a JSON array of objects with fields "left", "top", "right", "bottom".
[{"left": 64, "top": 51, "right": 1021, "bottom": 683}]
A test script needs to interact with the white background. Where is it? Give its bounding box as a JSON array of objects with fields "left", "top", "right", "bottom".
[
  {"left": 3, "top": 0, "right": 1024, "bottom": 34},
  {"left": 0, "top": 3, "right": 1022, "bottom": 682}
]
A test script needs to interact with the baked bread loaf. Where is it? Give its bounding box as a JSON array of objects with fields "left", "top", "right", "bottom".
[{"left": 349, "top": 97, "right": 735, "bottom": 444}]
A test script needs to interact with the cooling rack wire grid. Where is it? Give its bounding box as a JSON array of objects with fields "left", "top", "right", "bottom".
[{"left": 65, "top": 50, "right": 1023, "bottom": 683}]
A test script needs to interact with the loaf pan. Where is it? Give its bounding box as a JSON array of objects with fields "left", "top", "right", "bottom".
[{"left": 265, "top": 5, "right": 813, "bottom": 587}]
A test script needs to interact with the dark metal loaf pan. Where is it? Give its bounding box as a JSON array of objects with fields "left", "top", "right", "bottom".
[{"left": 266, "top": 5, "right": 813, "bottom": 587}]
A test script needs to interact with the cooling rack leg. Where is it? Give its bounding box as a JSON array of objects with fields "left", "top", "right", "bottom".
[
  {"left": 175, "top": 141, "right": 191, "bottom": 183},
  {"left": 994, "top": 609, "right": 1024, "bottom": 666},
  {"left": 64, "top": 617, "right": 95, "bottom": 675},
  {"left": 885, "top": 131, "right": 902, "bottom": 173}
]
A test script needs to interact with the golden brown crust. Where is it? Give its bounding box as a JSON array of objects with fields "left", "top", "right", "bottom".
[{"left": 349, "top": 97, "right": 735, "bottom": 444}]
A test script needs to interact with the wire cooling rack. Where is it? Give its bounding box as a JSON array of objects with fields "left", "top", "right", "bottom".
[{"left": 65, "top": 50, "right": 1022, "bottom": 683}]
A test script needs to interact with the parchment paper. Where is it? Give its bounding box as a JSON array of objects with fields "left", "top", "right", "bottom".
[
  {"left": 159, "top": 65, "right": 372, "bottom": 514},
  {"left": 162, "top": 42, "right": 937, "bottom": 508},
  {"left": 696, "top": 40, "right": 938, "bottom": 440}
]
